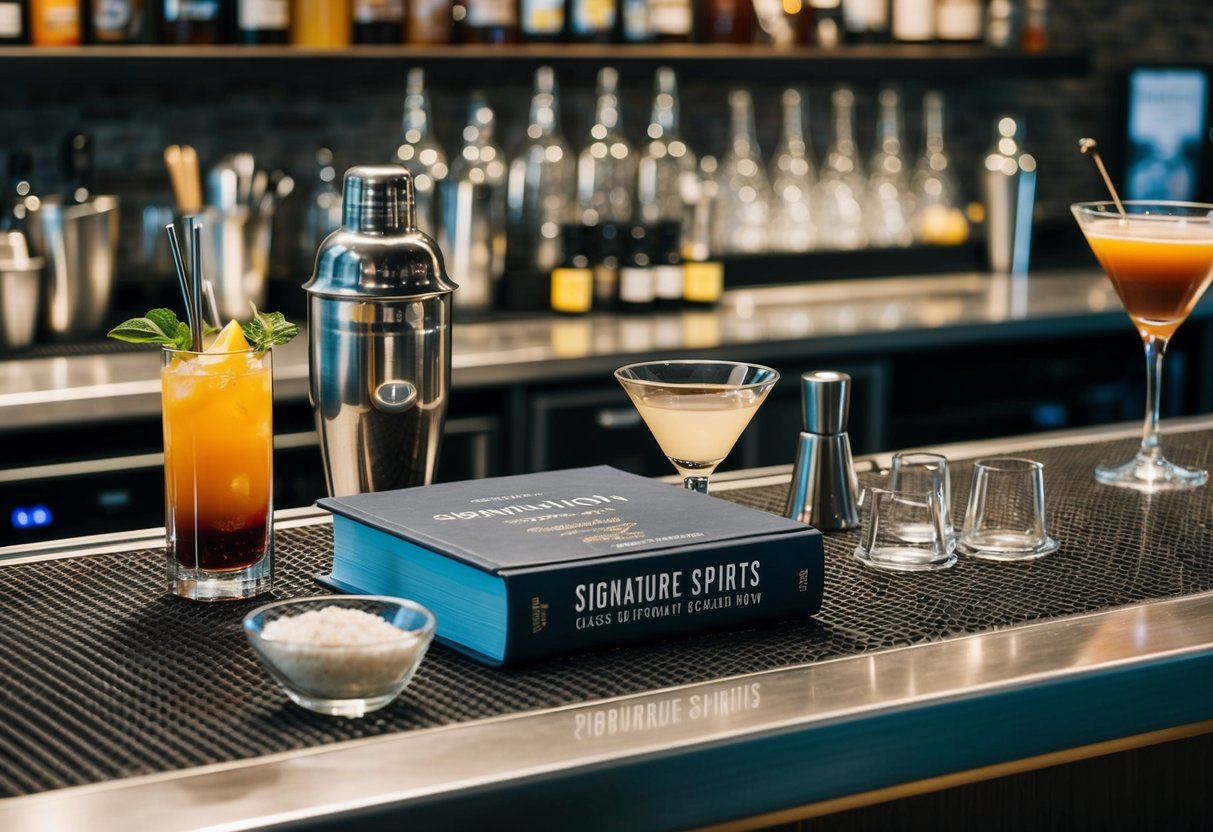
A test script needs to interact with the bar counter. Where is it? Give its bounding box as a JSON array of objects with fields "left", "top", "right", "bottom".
[
  {"left": 0, "top": 268, "right": 1173, "bottom": 432},
  {"left": 2, "top": 418, "right": 1212, "bottom": 830}
]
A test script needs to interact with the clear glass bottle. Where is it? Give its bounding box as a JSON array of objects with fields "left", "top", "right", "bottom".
[
  {"left": 636, "top": 67, "right": 698, "bottom": 243},
  {"left": 576, "top": 66, "right": 637, "bottom": 227},
  {"left": 507, "top": 65, "right": 575, "bottom": 275},
  {"left": 394, "top": 68, "right": 450, "bottom": 244},
  {"left": 865, "top": 87, "right": 915, "bottom": 248},
  {"left": 302, "top": 147, "right": 343, "bottom": 272},
  {"left": 813, "top": 85, "right": 867, "bottom": 250},
  {"left": 442, "top": 94, "right": 508, "bottom": 315},
  {"left": 769, "top": 87, "right": 816, "bottom": 253},
  {"left": 911, "top": 91, "right": 968, "bottom": 245},
  {"left": 712, "top": 88, "right": 771, "bottom": 254}
]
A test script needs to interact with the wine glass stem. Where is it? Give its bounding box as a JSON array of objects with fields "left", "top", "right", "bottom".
[
  {"left": 1139, "top": 334, "right": 1167, "bottom": 461},
  {"left": 684, "top": 476, "right": 710, "bottom": 494}
]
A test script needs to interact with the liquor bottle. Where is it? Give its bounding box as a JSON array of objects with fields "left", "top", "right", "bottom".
[
  {"left": 652, "top": 220, "right": 684, "bottom": 310},
  {"left": 1020, "top": 0, "right": 1047, "bottom": 52},
  {"left": 566, "top": 0, "right": 616, "bottom": 43},
  {"left": 712, "top": 88, "right": 770, "bottom": 254},
  {"left": 550, "top": 224, "right": 594, "bottom": 315},
  {"left": 617, "top": 224, "right": 655, "bottom": 313},
  {"left": 813, "top": 86, "right": 866, "bottom": 250},
  {"left": 934, "top": 0, "right": 980, "bottom": 42},
  {"left": 865, "top": 87, "right": 914, "bottom": 248},
  {"left": 750, "top": 0, "right": 793, "bottom": 46},
  {"left": 161, "top": 0, "right": 224, "bottom": 43},
  {"left": 683, "top": 155, "right": 723, "bottom": 308},
  {"left": 616, "top": 0, "right": 652, "bottom": 41},
  {"left": 637, "top": 67, "right": 697, "bottom": 241},
  {"left": 576, "top": 66, "right": 636, "bottom": 226},
  {"left": 238, "top": 0, "right": 290, "bottom": 42},
  {"left": 409, "top": 0, "right": 451, "bottom": 41},
  {"left": 518, "top": 0, "right": 564, "bottom": 42},
  {"left": 31, "top": 0, "right": 80, "bottom": 44},
  {"left": 0, "top": 0, "right": 28, "bottom": 43},
  {"left": 291, "top": 0, "right": 350, "bottom": 45},
  {"left": 891, "top": 0, "right": 933, "bottom": 42},
  {"left": 648, "top": 0, "right": 692, "bottom": 42},
  {"left": 506, "top": 66, "right": 575, "bottom": 274},
  {"left": 591, "top": 221, "right": 622, "bottom": 311},
  {"left": 803, "top": 0, "right": 843, "bottom": 47},
  {"left": 769, "top": 88, "right": 816, "bottom": 253},
  {"left": 84, "top": 0, "right": 147, "bottom": 42},
  {"left": 352, "top": 0, "right": 404, "bottom": 42},
  {"left": 911, "top": 91, "right": 968, "bottom": 245},
  {"left": 301, "top": 147, "right": 343, "bottom": 270},
  {"left": 394, "top": 68, "right": 450, "bottom": 243},
  {"left": 441, "top": 93, "right": 508, "bottom": 314},
  {"left": 984, "top": 0, "right": 1015, "bottom": 48},
  {"left": 697, "top": 0, "right": 751, "bottom": 43},
  {"left": 451, "top": 0, "right": 518, "bottom": 42},
  {"left": 842, "top": 0, "right": 889, "bottom": 43}
]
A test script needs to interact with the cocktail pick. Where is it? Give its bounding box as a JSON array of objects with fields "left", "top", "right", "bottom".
[{"left": 1078, "top": 138, "right": 1126, "bottom": 218}]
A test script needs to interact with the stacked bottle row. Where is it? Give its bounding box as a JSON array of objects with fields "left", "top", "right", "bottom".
[
  {"left": 360, "top": 65, "right": 968, "bottom": 316},
  {"left": 2, "top": 0, "right": 1046, "bottom": 48}
]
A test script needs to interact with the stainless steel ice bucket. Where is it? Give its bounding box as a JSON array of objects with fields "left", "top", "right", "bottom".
[
  {"left": 303, "top": 165, "right": 457, "bottom": 497},
  {"left": 31, "top": 195, "right": 120, "bottom": 339}
]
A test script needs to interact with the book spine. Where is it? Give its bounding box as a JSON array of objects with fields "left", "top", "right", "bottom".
[{"left": 501, "top": 531, "right": 823, "bottom": 663}]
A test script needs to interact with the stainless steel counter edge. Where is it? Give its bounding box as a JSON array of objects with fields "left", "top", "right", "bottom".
[
  {"left": 4, "top": 419, "right": 1213, "bottom": 830},
  {"left": 0, "top": 269, "right": 1180, "bottom": 432},
  {"left": 1, "top": 592, "right": 1209, "bottom": 832}
]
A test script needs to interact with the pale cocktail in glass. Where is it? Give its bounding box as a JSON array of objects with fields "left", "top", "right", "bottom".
[
  {"left": 615, "top": 360, "right": 779, "bottom": 494},
  {"left": 1072, "top": 200, "right": 1213, "bottom": 490}
]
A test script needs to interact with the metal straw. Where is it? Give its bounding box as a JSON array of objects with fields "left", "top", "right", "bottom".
[
  {"left": 188, "top": 218, "right": 204, "bottom": 350},
  {"left": 1078, "top": 138, "right": 1127, "bottom": 218},
  {"left": 164, "top": 222, "right": 196, "bottom": 349}
]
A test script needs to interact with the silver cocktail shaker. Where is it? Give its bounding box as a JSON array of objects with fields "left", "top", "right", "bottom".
[{"left": 304, "top": 165, "right": 457, "bottom": 497}]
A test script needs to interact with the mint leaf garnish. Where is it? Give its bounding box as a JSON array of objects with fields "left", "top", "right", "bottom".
[
  {"left": 107, "top": 308, "right": 191, "bottom": 350},
  {"left": 242, "top": 304, "right": 299, "bottom": 352}
]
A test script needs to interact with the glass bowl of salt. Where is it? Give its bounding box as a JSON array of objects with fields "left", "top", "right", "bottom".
[{"left": 243, "top": 595, "right": 436, "bottom": 718}]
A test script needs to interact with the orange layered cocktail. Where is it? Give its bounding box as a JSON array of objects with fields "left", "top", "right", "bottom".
[
  {"left": 162, "top": 322, "right": 274, "bottom": 600},
  {"left": 1073, "top": 200, "right": 1213, "bottom": 491}
]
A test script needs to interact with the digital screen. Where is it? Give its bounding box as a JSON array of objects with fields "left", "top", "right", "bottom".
[{"left": 1124, "top": 68, "right": 1209, "bottom": 201}]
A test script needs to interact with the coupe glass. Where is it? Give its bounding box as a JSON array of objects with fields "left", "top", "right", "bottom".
[
  {"left": 1072, "top": 200, "right": 1213, "bottom": 491},
  {"left": 615, "top": 360, "right": 779, "bottom": 494}
]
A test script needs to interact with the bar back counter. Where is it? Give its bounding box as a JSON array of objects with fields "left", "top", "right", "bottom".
[{"left": 2, "top": 418, "right": 1212, "bottom": 830}]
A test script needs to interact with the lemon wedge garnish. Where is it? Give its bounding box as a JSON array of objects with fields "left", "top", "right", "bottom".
[{"left": 206, "top": 320, "right": 252, "bottom": 353}]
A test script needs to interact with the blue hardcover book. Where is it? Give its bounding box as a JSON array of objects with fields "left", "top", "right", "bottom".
[{"left": 318, "top": 466, "right": 823, "bottom": 666}]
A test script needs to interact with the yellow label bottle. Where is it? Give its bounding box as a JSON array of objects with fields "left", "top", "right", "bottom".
[
  {"left": 292, "top": 0, "right": 351, "bottom": 46},
  {"left": 682, "top": 260, "right": 724, "bottom": 307},
  {"left": 32, "top": 0, "right": 80, "bottom": 45}
]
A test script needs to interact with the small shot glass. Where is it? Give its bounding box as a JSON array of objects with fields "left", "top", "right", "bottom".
[
  {"left": 956, "top": 457, "right": 1060, "bottom": 562},
  {"left": 889, "top": 451, "right": 955, "bottom": 548},
  {"left": 854, "top": 487, "right": 957, "bottom": 573}
]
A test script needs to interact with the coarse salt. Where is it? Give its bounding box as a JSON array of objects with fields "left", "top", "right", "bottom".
[
  {"left": 263, "top": 605, "right": 410, "bottom": 645},
  {"left": 257, "top": 605, "right": 426, "bottom": 701}
]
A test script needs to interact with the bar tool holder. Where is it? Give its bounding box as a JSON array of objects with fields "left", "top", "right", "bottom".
[
  {"left": 304, "top": 165, "right": 457, "bottom": 497},
  {"left": 785, "top": 371, "right": 861, "bottom": 531}
]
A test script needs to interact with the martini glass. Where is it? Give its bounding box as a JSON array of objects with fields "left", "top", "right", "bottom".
[
  {"left": 1072, "top": 200, "right": 1213, "bottom": 491},
  {"left": 615, "top": 360, "right": 779, "bottom": 494}
]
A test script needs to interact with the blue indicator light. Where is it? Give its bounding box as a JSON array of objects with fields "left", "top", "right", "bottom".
[{"left": 11, "top": 505, "right": 52, "bottom": 530}]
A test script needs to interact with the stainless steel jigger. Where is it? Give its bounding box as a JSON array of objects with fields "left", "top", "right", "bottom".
[
  {"left": 785, "top": 371, "right": 861, "bottom": 531},
  {"left": 304, "top": 165, "right": 457, "bottom": 497}
]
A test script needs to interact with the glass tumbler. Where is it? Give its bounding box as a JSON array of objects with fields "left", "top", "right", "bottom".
[
  {"left": 162, "top": 345, "right": 274, "bottom": 601},
  {"left": 956, "top": 457, "right": 1059, "bottom": 561}
]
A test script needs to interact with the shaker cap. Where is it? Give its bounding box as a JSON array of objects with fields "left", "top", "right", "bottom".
[
  {"left": 304, "top": 164, "right": 457, "bottom": 300},
  {"left": 801, "top": 370, "right": 851, "bottom": 435}
]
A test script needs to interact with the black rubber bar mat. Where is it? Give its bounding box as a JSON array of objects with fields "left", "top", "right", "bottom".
[{"left": 3, "top": 430, "right": 1212, "bottom": 796}]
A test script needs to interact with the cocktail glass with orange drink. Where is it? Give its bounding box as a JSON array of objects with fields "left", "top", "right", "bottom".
[
  {"left": 162, "top": 320, "right": 274, "bottom": 600},
  {"left": 1072, "top": 200, "right": 1213, "bottom": 491}
]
